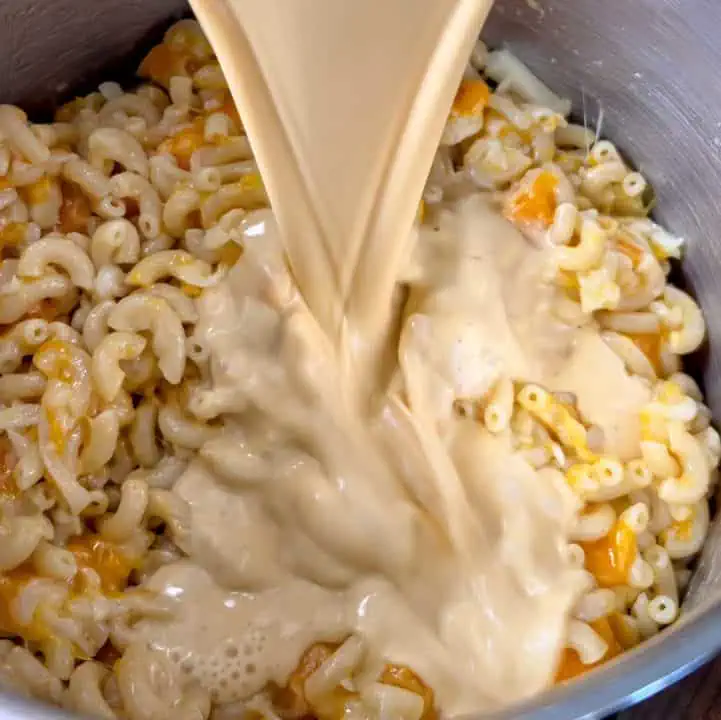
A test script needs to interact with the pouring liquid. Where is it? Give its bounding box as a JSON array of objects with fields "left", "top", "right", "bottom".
[{"left": 188, "top": 0, "right": 496, "bottom": 402}]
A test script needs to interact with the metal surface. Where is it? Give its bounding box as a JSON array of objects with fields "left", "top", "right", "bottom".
[
  {"left": 1, "top": 0, "right": 721, "bottom": 718},
  {"left": 0, "top": 0, "right": 185, "bottom": 116}
]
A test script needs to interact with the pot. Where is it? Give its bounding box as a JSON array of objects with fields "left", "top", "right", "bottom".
[{"left": 2, "top": 0, "right": 720, "bottom": 717}]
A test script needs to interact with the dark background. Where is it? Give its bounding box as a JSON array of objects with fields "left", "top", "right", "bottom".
[{"left": 615, "top": 656, "right": 721, "bottom": 719}]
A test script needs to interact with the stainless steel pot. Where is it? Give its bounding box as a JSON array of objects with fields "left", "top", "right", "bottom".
[{"left": 3, "top": 0, "right": 721, "bottom": 717}]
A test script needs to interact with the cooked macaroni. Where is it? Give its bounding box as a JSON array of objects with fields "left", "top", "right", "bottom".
[{"left": 0, "top": 18, "right": 716, "bottom": 720}]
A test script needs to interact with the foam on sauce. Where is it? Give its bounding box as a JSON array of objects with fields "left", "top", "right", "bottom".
[{"left": 134, "top": 2, "right": 651, "bottom": 714}]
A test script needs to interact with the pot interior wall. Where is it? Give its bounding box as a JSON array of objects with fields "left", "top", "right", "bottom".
[{"left": 0, "top": 0, "right": 185, "bottom": 116}]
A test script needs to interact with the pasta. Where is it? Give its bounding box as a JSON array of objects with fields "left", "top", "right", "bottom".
[
  {"left": 106, "top": 294, "right": 186, "bottom": 384},
  {"left": 65, "top": 661, "right": 116, "bottom": 720},
  {"left": 483, "top": 376, "right": 513, "bottom": 433},
  {"left": 91, "top": 333, "right": 147, "bottom": 402},
  {"left": 90, "top": 220, "right": 141, "bottom": 267},
  {"left": 0, "top": 17, "right": 716, "bottom": 720},
  {"left": 565, "top": 620, "right": 608, "bottom": 666},
  {"left": 87, "top": 128, "right": 149, "bottom": 178},
  {"left": 108, "top": 173, "right": 162, "bottom": 240}
]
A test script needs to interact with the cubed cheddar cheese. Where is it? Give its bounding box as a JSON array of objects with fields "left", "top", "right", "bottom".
[
  {"left": 581, "top": 520, "right": 637, "bottom": 588},
  {"left": 507, "top": 170, "right": 559, "bottom": 227}
]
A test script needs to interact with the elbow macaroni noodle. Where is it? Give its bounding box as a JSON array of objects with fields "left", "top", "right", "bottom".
[{"left": 0, "top": 18, "right": 716, "bottom": 720}]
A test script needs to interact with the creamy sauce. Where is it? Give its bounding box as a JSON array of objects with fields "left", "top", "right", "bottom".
[
  {"left": 133, "top": 200, "right": 652, "bottom": 713},
  {"left": 550, "top": 332, "right": 651, "bottom": 460},
  {"left": 133, "top": 2, "right": 651, "bottom": 715}
]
